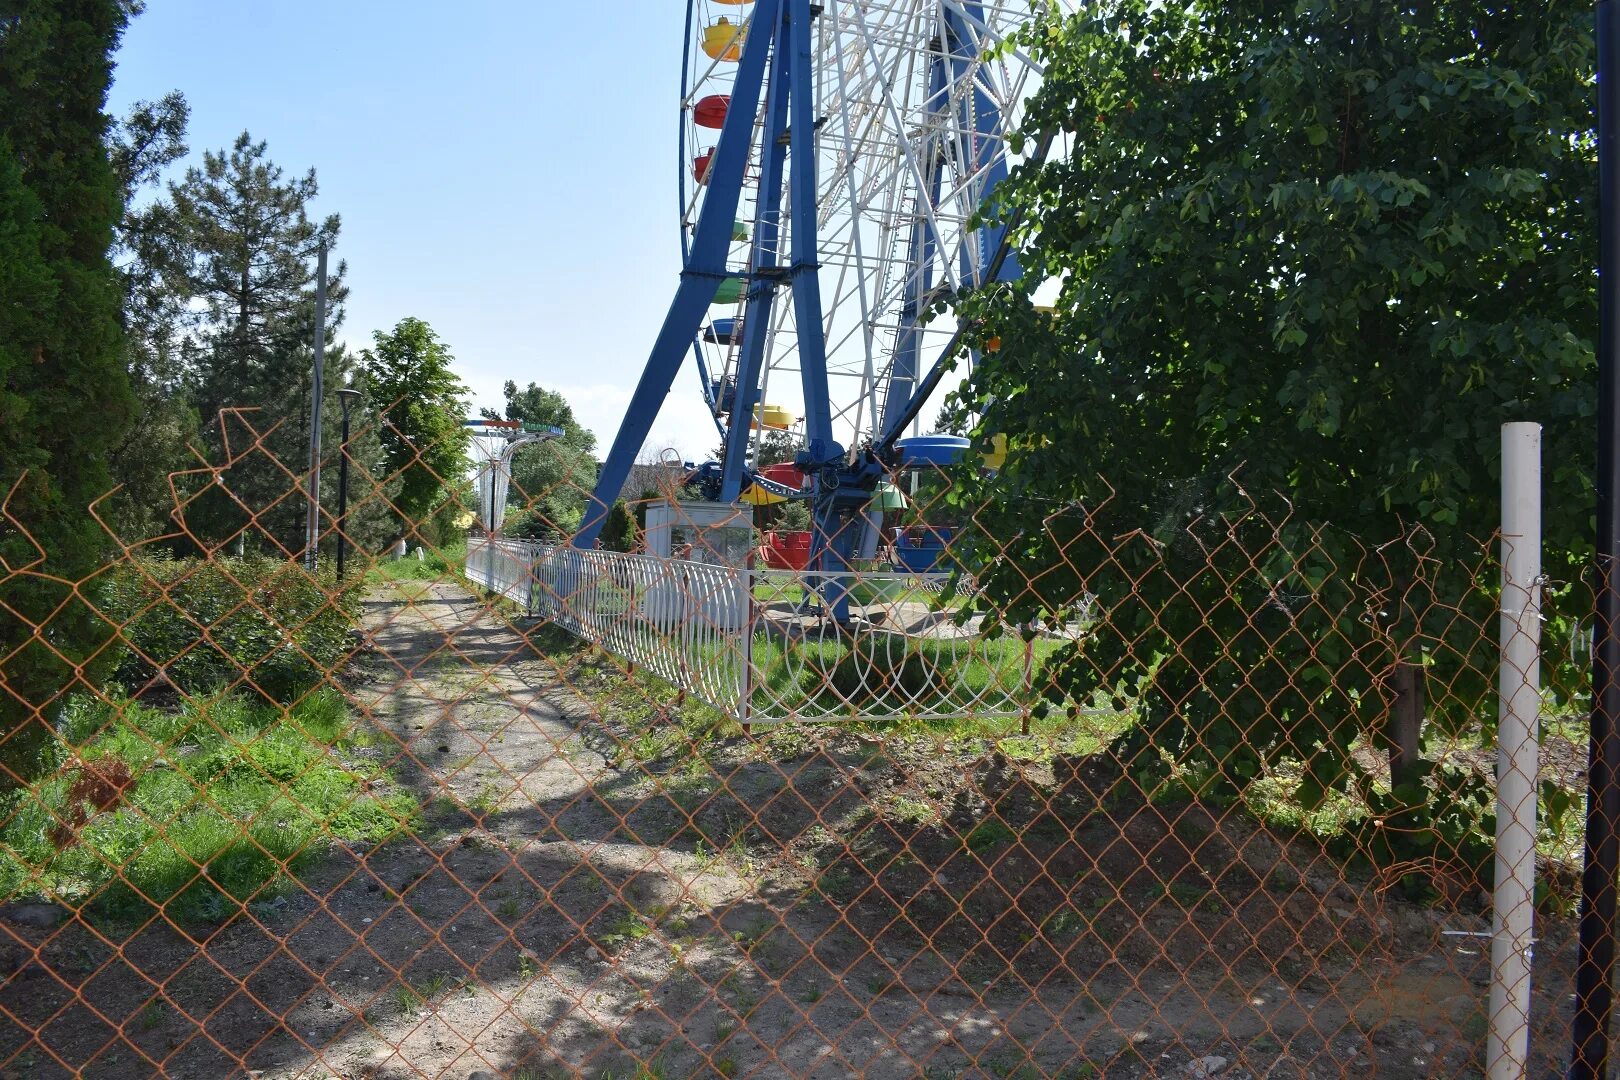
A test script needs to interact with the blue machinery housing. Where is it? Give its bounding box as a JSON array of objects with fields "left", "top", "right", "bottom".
[{"left": 573, "top": 0, "right": 1019, "bottom": 621}]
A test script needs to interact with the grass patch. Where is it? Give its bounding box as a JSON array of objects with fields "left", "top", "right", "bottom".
[
  {"left": 366, "top": 541, "right": 467, "bottom": 585},
  {"left": 0, "top": 690, "right": 416, "bottom": 926},
  {"left": 965, "top": 818, "right": 1017, "bottom": 854}
]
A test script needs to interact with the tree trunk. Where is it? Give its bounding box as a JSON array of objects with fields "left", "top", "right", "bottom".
[{"left": 1388, "top": 661, "right": 1425, "bottom": 788}]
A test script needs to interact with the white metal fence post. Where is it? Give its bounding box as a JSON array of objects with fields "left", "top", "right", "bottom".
[{"left": 1489, "top": 421, "right": 1542, "bottom": 1080}]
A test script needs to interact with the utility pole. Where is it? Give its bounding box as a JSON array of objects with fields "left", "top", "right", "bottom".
[{"left": 303, "top": 241, "right": 328, "bottom": 571}]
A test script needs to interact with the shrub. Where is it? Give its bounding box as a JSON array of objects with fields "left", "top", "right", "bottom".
[{"left": 103, "top": 555, "right": 361, "bottom": 702}]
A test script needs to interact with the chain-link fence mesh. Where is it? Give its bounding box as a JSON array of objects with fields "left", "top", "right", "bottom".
[{"left": 0, "top": 413, "right": 1596, "bottom": 1079}]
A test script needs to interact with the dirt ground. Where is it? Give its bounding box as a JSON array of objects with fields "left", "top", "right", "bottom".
[{"left": 0, "top": 579, "right": 1592, "bottom": 1079}]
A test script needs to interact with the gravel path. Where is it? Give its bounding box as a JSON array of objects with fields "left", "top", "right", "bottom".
[{"left": 0, "top": 578, "right": 1590, "bottom": 1079}]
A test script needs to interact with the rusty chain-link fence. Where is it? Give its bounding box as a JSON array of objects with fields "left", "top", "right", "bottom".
[{"left": 0, "top": 413, "right": 1592, "bottom": 1079}]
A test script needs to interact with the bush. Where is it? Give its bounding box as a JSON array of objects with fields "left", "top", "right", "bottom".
[
  {"left": 103, "top": 555, "right": 361, "bottom": 702},
  {"left": 599, "top": 499, "right": 637, "bottom": 552}
]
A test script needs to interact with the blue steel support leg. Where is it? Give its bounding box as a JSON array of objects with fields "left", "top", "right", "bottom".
[
  {"left": 782, "top": 0, "right": 853, "bottom": 622},
  {"left": 576, "top": 0, "right": 784, "bottom": 547},
  {"left": 719, "top": 6, "right": 793, "bottom": 504},
  {"left": 785, "top": 0, "right": 835, "bottom": 461}
]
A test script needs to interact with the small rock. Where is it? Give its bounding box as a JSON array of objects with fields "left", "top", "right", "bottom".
[
  {"left": 1188, "top": 1055, "right": 1228, "bottom": 1078},
  {"left": 3, "top": 903, "right": 65, "bottom": 929},
  {"left": 1331, "top": 906, "right": 1355, "bottom": 922},
  {"left": 467, "top": 1072, "right": 498, "bottom": 1080}
]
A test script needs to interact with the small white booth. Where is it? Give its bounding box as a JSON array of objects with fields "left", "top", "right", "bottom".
[{"left": 643, "top": 500, "right": 753, "bottom": 631}]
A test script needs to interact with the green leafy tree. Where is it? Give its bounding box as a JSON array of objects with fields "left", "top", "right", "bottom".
[
  {"left": 481, "top": 381, "right": 598, "bottom": 538},
  {"left": 0, "top": 0, "right": 139, "bottom": 779},
  {"left": 159, "top": 131, "right": 348, "bottom": 552},
  {"left": 950, "top": 1, "right": 1594, "bottom": 868},
  {"left": 360, "top": 318, "right": 471, "bottom": 548}
]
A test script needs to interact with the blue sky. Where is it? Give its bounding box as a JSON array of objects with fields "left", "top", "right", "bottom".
[{"left": 108, "top": 0, "right": 722, "bottom": 459}]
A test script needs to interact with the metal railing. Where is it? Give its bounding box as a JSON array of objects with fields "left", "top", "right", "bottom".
[{"left": 465, "top": 540, "right": 1035, "bottom": 725}]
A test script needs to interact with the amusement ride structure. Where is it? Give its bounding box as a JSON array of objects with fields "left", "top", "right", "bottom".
[{"left": 574, "top": 0, "right": 1048, "bottom": 617}]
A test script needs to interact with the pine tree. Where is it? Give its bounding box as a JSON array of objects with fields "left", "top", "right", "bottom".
[
  {"left": 0, "top": 0, "right": 138, "bottom": 780},
  {"left": 160, "top": 132, "right": 346, "bottom": 552}
]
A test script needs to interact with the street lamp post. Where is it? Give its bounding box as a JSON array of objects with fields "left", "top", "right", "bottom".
[{"left": 335, "top": 388, "right": 362, "bottom": 580}]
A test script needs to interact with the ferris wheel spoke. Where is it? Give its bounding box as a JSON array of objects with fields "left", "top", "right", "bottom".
[{"left": 643, "top": 0, "right": 1041, "bottom": 508}]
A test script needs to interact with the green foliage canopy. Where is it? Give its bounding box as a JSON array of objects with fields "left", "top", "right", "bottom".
[
  {"left": 361, "top": 318, "right": 471, "bottom": 546},
  {"left": 482, "top": 380, "right": 598, "bottom": 538},
  {"left": 949, "top": 0, "right": 1596, "bottom": 858}
]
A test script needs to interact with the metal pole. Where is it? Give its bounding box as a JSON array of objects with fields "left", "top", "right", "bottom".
[
  {"left": 303, "top": 241, "right": 328, "bottom": 571},
  {"left": 335, "top": 388, "right": 360, "bottom": 580},
  {"left": 1492, "top": 422, "right": 1541, "bottom": 1080},
  {"left": 489, "top": 455, "right": 498, "bottom": 588},
  {"left": 1574, "top": 3, "right": 1620, "bottom": 1073}
]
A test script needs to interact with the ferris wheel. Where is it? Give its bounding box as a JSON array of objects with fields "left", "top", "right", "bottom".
[{"left": 577, "top": 0, "right": 1050, "bottom": 598}]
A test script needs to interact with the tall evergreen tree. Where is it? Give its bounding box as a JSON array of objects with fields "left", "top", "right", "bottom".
[
  {"left": 159, "top": 132, "right": 347, "bottom": 552},
  {"left": 0, "top": 0, "right": 138, "bottom": 779},
  {"left": 360, "top": 318, "right": 471, "bottom": 547}
]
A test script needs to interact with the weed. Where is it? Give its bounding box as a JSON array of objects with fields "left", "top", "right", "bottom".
[
  {"left": 137, "top": 1002, "right": 164, "bottom": 1031},
  {"left": 470, "top": 783, "right": 501, "bottom": 817},
  {"left": 1164, "top": 881, "right": 1208, "bottom": 907},
  {"left": 1056, "top": 1065, "right": 1100, "bottom": 1079},
  {"left": 391, "top": 983, "right": 423, "bottom": 1016},
  {"left": 965, "top": 819, "right": 1016, "bottom": 854},
  {"left": 890, "top": 797, "right": 937, "bottom": 826},
  {"left": 601, "top": 911, "right": 651, "bottom": 951},
  {"left": 1042, "top": 910, "right": 1086, "bottom": 939},
  {"left": 415, "top": 972, "right": 455, "bottom": 1000}
]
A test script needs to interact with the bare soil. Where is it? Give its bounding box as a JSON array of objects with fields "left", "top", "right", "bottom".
[{"left": 0, "top": 579, "right": 1588, "bottom": 1079}]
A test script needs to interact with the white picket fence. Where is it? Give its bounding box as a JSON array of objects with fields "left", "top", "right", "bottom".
[{"left": 464, "top": 538, "right": 1033, "bottom": 725}]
